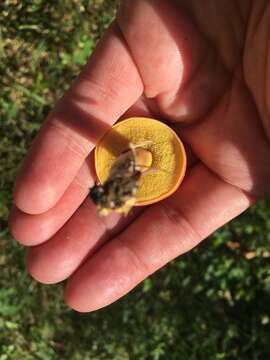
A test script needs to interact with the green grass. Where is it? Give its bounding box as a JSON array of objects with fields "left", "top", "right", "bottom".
[{"left": 1, "top": 1, "right": 270, "bottom": 359}]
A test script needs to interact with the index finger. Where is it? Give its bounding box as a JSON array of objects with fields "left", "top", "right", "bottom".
[{"left": 14, "top": 23, "right": 143, "bottom": 214}]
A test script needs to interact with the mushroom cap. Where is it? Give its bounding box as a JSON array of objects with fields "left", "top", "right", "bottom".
[{"left": 95, "top": 117, "right": 187, "bottom": 206}]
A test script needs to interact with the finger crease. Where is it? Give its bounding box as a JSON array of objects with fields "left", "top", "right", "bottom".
[
  {"left": 48, "top": 120, "right": 89, "bottom": 158},
  {"left": 117, "top": 236, "right": 151, "bottom": 276},
  {"left": 160, "top": 202, "right": 203, "bottom": 248}
]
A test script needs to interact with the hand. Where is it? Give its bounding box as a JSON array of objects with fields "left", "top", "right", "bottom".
[{"left": 9, "top": 0, "right": 270, "bottom": 312}]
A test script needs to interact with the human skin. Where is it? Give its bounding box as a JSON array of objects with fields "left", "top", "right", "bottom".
[{"left": 9, "top": 0, "right": 270, "bottom": 312}]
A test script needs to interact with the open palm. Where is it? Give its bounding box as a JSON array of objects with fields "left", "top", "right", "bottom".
[{"left": 9, "top": 0, "right": 270, "bottom": 312}]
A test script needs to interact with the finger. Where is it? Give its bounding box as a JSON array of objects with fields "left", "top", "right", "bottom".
[
  {"left": 9, "top": 157, "right": 94, "bottom": 246},
  {"left": 117, "top": 0, "right": 228, "bottom": 122},
  {"left": 9, "top": 99, "right": 153, "bottom": 246},
  {"left": 64, "top": 164, "right": 253, "bottom": 312},
  {"left": 27, "top": 199, "right": 144, "bottom": 284},
  {"left": 14, "top": 23, "right": 143, "bottom": 215}
]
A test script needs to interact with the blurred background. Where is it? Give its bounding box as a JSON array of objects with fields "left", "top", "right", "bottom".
[{"left": 1, "top": 1, "right": 270, "bottom": 359}]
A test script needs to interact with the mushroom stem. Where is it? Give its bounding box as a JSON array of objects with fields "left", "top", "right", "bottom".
[{"left": 132, "top": 147, "right": 153, "bottom": 172}]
